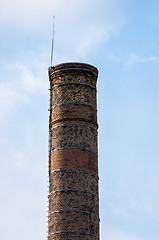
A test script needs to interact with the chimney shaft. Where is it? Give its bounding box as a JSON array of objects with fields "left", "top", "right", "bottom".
[{"left": 48, "top": 62, "right": 99, "bottom": 240}]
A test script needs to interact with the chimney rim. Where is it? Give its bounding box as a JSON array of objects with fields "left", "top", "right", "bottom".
[{"left": 48, "top": 62, "right": 98, "bottom": 76}]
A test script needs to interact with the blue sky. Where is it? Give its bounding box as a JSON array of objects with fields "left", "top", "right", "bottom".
[{"left": 0, "top": 0, "right": 159, "bottom": 239}]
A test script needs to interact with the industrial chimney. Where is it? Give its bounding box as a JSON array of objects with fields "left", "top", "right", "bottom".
[{"left": 48, "top": 62, "right": 99, "bottom": 240}]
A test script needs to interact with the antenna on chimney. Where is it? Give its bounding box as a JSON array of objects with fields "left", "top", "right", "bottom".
[{"left": 50, "top": 15, "right": 55, "bottom": 67}]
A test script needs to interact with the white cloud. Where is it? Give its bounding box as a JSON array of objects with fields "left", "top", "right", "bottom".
[
  {"left": 126, "top": 53, "right": 156, "bottom": 66},
  {"left": 1, "top": 0, "right": 124, "bottom": 30},
  {"left": 1, "top": 0, "right": 125, "bottom": 60},
  {"left": 53, "top": 0, "right": 125, "bottom": 59},
  {"left": 12, "top": 64, "right": 48, "bottom": 94},
  {"left": 0, "top": 59, "right": 48, "bottom": 126}
]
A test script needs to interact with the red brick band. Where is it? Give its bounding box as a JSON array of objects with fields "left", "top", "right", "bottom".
[{"left": 50, "top": 148, "right": 98, "bottom": 173}]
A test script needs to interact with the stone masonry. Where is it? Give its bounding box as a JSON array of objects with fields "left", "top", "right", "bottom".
[{"left": 48, "top": 62, "right": 99, "bottom": 240}]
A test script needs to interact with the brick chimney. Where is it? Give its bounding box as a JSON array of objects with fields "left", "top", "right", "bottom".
[{"left": 48, "top": 62, "right": 99, "bottom": 240}]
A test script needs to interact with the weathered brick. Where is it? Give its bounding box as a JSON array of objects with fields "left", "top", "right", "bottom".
[
  {"left": 48, "top": 211, "right": 99, "bottom": 235},
  {"left": 49, "top": 169, "right": 98, "bottom": 195},
  {"left": 48, "top": 232, "right": 98, "bottom": 240},
  {"left": 48, "top": 62, "right": 99, "bottom": 240},
  {"left": 52, "top": 84, "right": 97, "bottom": 108},
  {"left": 51, "top": 124, "right": 97, "bottom": 153},
  {"left": 48, "top": 190, "right": 99, "bottom": 214},
  {"left": 49, "top": 62, "right": 98, "bottom": 87}
]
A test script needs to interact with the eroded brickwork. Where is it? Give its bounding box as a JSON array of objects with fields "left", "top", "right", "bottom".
[
  {"left": 48, "top": 62, "right": 99, "bottom": 240},
  {"left": 51, "top": 124, "right": 97, "bottom": 153},
  {"left": 49, "top": 190, "right": 99, "bottom": 214},
  {"left": 48, "top": 212, "right": 99, "bottom": 235},
  {"left": 51, "top": 84, "right": 97, "bottom": 107},
  {"left": 49, "top": 169, "right": 98, "bottom": 194},
  {"left": 49, "top": 233, "right": 97, "bottom": 240}
]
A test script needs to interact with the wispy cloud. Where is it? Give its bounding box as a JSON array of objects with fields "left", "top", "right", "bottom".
[
  {"left": 0, "top": 59, "right": 48, "bottom": 126},
  {"left": 126, "top": 53, "right": 156, "bottom": 66},
  {"left": 1, "top": 0, "right": 125, "bottom": 60},
  {"left": 12, "top": 64, "right": 48, "bottom": 94}
]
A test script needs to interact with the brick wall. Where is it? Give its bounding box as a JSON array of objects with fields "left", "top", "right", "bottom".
[{"left": 48, "top": 62, "right": 99, "bottom": 240}]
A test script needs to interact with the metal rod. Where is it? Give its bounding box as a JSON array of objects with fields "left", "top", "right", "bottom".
[{"left": 50, "top": 15, "right": 55, "bottom": 67}]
